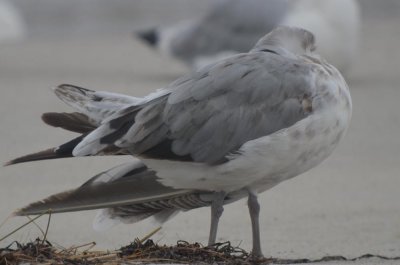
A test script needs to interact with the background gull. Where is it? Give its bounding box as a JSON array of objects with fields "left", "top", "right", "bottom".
[
  {"left": 0, "top": 0, "right": 25, "bottom": 43},
  {"left": 136, "top": 0, "right": 360, "bottom": 74},
  {"left": 6, "top": 26, "right": 351, "bottom": 258}
]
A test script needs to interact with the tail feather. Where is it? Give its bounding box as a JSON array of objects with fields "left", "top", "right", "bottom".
[
  {"left": 14, "top": 162, "right": 209, "bottom": 218},
  {"left": 5, "top": 85, "right": 159, "bottom": 166},
  {"left": 54, "top": 84, "right": 141, "bottom": 125},
  {"left": 42, "top": 112, "right": 96, "bottom": 134},
  {"left": 5, "top": 134, "right": 130, "bottom": 166},
  {"left": 5, "top": 148, "right": 68, "bottom": 166},
  {"left": 5, "top": 135, "right": 85, "bottom": 166}
]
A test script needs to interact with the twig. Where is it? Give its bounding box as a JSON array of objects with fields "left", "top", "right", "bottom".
[
  {"left": 131, "top": 258, "right": 187, "bottom": 263},
  {"left": 139, "top": 226, "right": 162, "bottom": 243},
  {"left": 0, "top": 210, "right": 50, "bottom": 242},
  {"left": 86, "top": 253, "right": 118, "bottom": 261},
  {"left": 0, "top": 214, "right": 12, "bottom": 231},
  {"left": 41, "top": 210, "right": 52, "bottom": 245},
  {"left": 59, "top": 241, "right": 97, "bottom": 255},
  {"left": 26, "top": 216, "right": 46, "bottom": 238}
]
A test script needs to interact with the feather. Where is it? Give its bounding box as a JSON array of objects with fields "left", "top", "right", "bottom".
[
  {"left": 5, "top": 135, "right": 85, "bottom": 166},
  {"left": 42, "top": 112, "right": 96, "bottom": 134},
  {"left": 13, "top": 161, "right": 207, "bottom": 217},
  {"left": 54, "top": 84, "right": 141, "bottom": 125}
]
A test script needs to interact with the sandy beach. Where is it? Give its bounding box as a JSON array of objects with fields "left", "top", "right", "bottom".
[{"left": 1, "top": 2, "right": 400, "bottom": 264}]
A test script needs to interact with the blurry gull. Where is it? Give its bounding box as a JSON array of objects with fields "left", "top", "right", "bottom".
[
  {"left": 137, "top": 0, "right": 360, "bottom": 73},
  {"left": 6, "top": 26, "right": 352, "bottom": 257},
  {"left": 0, "top": 0, "right": 25, "bottom": 43}
]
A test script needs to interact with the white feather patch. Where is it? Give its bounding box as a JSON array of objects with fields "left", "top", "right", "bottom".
[{"left": 93, "top": 209, "right": 120, "bottom": 231}]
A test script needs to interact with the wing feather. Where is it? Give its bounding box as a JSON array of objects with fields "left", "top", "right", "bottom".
[
  {"left": 72, "top": 52, "right": 317, "bottom": 164},
  {"left": 14, "top": 161, "right": 194, "bottom": 216}
]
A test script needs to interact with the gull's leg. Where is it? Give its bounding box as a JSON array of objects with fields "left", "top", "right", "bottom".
[
  {"left": 208, "top": 191, "right": 226, "bottom": 246},
  {"left": 248, "top": 189, "right": 264, "bottom": 258}
]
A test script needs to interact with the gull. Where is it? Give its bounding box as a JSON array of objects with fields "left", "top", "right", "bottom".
[
  {"left": 136, "top": 0, "right": 360, "bottom": 73},
  {"left": 6, "top": 26, "right": 352, "bottom": 258},
  {"left": 0, "top": 0, "right": 25, "bottom": 43}
]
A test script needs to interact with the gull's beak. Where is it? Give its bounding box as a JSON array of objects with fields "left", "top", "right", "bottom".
[{"left": 135, "top": 28, "right": 158, "bottom": 47}]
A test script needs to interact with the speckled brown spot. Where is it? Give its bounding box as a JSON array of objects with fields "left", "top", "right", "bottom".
[
  {"left": 305, "top": 128, "right": 316, "bottom": 139},
  {"left": 315, "top": 146, "right": 327, "bottom": 158},
  {"left": 298, "top": 151, "right": 312, "bottom": 164},
  {"left": 290, "top": 143, "right": 300, "bottom": 150},
  {"left": 338, "top": 85, "right": 343, "bottom": 94},
  {"left": 339, "top": 86, "right": 351, "bottom": 110},
  {"left": 320, "top": 84, "right": 330, "bottom": 93},
  {"left": 331, "top": 132, "right": 343, "bottom": 146},
  {"left": 323, "top": 127, "right": 331, "bottom": 135},
  {"left": 324, "top": 65, "right": 334, "bottom": 75},
  {"left": 250, "top": 56, "right": 259, "bottom": 61},
  {"left": 323, "top": 91, "right": 338, "bottom": 104},
  {"left": 303, "top": 55, "right": 320, "bottom": 64},
  {"left": 301, "top": 96, "right": 313, "bottom": 113},
  {"left": 345, "top": 98, "right": 351, "bottom": 110},
  {"left": 290, "top": 130, "right": 302, "bottom": 140}
]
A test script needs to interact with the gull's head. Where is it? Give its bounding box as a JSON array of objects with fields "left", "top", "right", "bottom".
[{"left": 252, "top": 26, "right": 316, "bottom": 56}]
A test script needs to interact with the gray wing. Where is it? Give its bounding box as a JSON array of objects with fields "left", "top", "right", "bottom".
[
  {"left": 74, "top": 52, "right": 316, "bottom": 164},
  {"left": 161, "top": 53, "right": 316, "bottom": 163}
]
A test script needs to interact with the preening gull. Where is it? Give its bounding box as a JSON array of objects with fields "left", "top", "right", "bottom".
[
  {"left": 137, "top": 0, "right": 360, "bottom": 73},
  {"left": 7, "top": 26, "right": 352, "bottom": 258}
]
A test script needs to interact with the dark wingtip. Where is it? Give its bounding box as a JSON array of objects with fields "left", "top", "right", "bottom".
[
  {"left": 12, "top": 209, "right": 21, "bottom": 216},
  {"left": 55, "top": 84, "right": 95, "bottom": 93},
  {"left": 4, "top": 156, "right": 33, "bottom": 167},
  {"left": 41, "top": 112, "right": 58, "bottom": 126},
  {"left": 3, "top": 160, "right": 13, "bottom": 167},
  {"left": 135, "top": 28, "right": 158, "bottom": 47},
  {"left": 4, "top": 159, "right": 22, "bottom": 167},
  {"left": 4, "top": 135, "right": 84, "bottom": 166},
  {"left": 4, "top": 148, "right": 58, "bottom": 167}
]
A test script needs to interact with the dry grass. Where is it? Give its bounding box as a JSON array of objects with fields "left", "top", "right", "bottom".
[
  {"left": 0, "top": 238, "right": 260, "bottom": 265},
  {"left": 3, "top": 238, "right": 400, "bottom": 265},
  {"left": 0, "top": 213, "right": 262, "bottom": 264}
]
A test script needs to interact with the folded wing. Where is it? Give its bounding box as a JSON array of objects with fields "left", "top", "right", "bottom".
[
  {"left": 7, "top": 50, "right": 316, "bottom": 166},
  {"left": 74, "top": 52, "right": 316, "bottom": 164}
]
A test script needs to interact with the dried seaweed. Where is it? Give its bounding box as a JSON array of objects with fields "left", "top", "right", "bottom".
[
  {"left": 0, "top": 238, "right": 257, "bottom": 265},
  {"left": 2, "top": 237, "right": 400, "bottom": 265},
  {"left": 119, "top": 240, "right": 252, "bottom": 264}
]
